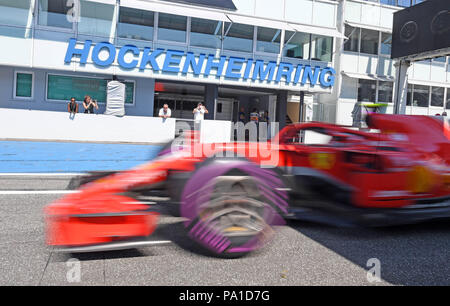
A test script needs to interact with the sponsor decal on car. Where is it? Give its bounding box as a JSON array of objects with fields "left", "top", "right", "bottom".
[
  {"left": 309, "top": 152, "right": 336, "bottom": 170},
  {"left": 407, "top": 165, "right": 436, "bottom": 194}
]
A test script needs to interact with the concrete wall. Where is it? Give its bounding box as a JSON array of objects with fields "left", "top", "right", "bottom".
[
  {"left": 0, "top": 108, "right": 235, "bottom": 144},
  {"left": 0, "top": 108, "right": 175, "bottom": 144},
  {"left": 200, "top": 120, "right": 233, "bottom": 144}
]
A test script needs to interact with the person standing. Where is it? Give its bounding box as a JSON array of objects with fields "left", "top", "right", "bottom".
[
  {"left": 250, "top": 108, "right": 260, "bottom": 123},
  {"left": 83, "top": 95, "right": 98, "bottom": 114},
  {"left": 193, "top": 103, "right": 208, "bottom": 122},
  {"left": 238, "top": 107, "right": 246, "bottom": 123},
  {"left": 260, "top": 110, "right": 269, "bottom": 123},
  {"left": 260, "top": 110, "right": 271, "bottom": 140},
  {"left": 249, "top": 108, "right": 260, "bottom": 141}
]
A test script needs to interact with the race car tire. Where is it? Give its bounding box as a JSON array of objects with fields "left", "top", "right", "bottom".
[{"left": 179, "top": 156, "right": 288, "bottom": 258}]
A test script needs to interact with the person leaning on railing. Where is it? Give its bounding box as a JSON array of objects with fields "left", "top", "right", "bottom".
[
  {"left": 159, "top": 104, "right": 172, "bottom": 119},
  {"left": 67, "top": 97, "right": 79, "bottom": 114}
]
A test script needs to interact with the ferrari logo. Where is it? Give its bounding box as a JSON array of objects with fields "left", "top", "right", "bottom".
[{"left": 309, "top": 153, "right": 336, "bottom": 170}]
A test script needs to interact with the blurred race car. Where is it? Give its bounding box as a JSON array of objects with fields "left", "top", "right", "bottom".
[{"left": 45, "top": 113, "right": 450, "bottom": 257}]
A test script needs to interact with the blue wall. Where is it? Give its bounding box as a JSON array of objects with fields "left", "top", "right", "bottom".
[
  {"left": 0, "top": 66, "right": 155, "bottom": 117},
  {"left": 0, "top": 140, "right": 162, "bottom": 173}
]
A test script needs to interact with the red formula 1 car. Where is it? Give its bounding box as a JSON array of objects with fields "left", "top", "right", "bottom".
[{"left": 45, "top": 114, "right": 450, "bottom": 257}]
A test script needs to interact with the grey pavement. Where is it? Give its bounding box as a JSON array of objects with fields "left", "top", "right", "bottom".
[{"left": 0, "top": 176, "right": 449, "bottom": 286}]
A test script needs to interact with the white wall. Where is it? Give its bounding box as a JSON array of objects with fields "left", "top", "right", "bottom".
[
  {"left": 336, "top": 75, "right": 358, "bottom": 125},
  {"left": 0, "top": 108, "right": 235, "bottom": 144},
  {"left": 341, "top": 53, "right": 396, "bottom": 78},
  {"left": 233, "top": 0, "right": 337, "bottom": 28},
  {"left": 0, "top": 108, "right": 176, "bottom": 144},
  {"left": 345, "top": 0, "right": 396, "bottom": 30},
  {"left": 200, "top": 120, "right": 233, "bottom": 143}
]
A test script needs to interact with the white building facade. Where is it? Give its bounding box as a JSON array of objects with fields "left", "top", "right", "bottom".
[
  {"left": 328, "top": 0, "right": 450, "bottom": 126},
  {"left": 0, "top": 0, "right": 447, "bottom": 130}
]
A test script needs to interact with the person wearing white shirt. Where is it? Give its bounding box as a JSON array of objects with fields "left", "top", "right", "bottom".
[
  {"left": 159, "top": 104, "right": 172, "bottom": 119},
  {"left": 193, "top": 103, "right": 208, "bottom": 122}
]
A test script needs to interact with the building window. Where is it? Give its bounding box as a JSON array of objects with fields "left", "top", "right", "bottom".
[
  {"left": 190, "top": 18, "right": 222, "bottom": 49},
  {"left": 433, "top": 57, "right": 446, "bottom": 63},
  {"left": 256, "top": 26, "right": 281, "bottom": 54},
  {"left": 124, "top": 81, "right": 135, "bottom": 105},
  {"left": 38, "top": 0, "right": 73, "bottom": 29},
  {"left": 78, "top": 0, "right": 115, "bottom": 38},
  {"left": 48, "top": 75, "right": 107, "bottom": 102},
  {"left": 14, "top": 72, "right": 33, "bottom": 99},
  {"left": 118, "top": 7, "right": 154, "bottom": 41},
  {"left": 380, "top": 32, "right": 392, "bottom": 56},
  {"left": 344, "top": 25, "right": 359, "bottom": 53},
  {"left": 406, "top": 84, "right": 413, "bottom": 106},
  {"left": 380, "top": 0, "right": 396, "bottom": 5},
  {"left": 360, "top": 28, "right": 378, "bottom": 55},
  {"left": 432, "top": 57, "right": 446, "bottom": 68},
  {"left": 381, "top": 0, "right": 424, "bottom": 7},
  {"left": 412, "top": 85, "right": 429, "bottom": 107},
  {"left": 47, "top": 75, "right": 134, "bottom": 104},
  {"left": 358, "top": 79, "right": 376, "bottom": 103},
  {"left": 430, "top": 87, "right": 444, "bottom": 107},
  {"left": 223, "top": 22, "right": 254, "bottom": 53},
  {"left": 378, "top": 81, "right": 393, "bottom": 103},
  {"left": 157, "top": 13, "right": 187, "bottom": 43},
  {"left": 396, "top": 0, "right": 412, "bottom": 6},
  {"left": 310, "top": 35, "right": 333, "bottom": 62},
  {"left": 396, "top": 0, "right": 424, "bottom": 7},
  {"left": 284, "top": 31, "right": 310, "bottom": 59},
  {"left": 417, "top": 59, "right": 431, "bottom": 64},
  {"left": 0, "top": 0, "right": 31, "bottom": 27}
]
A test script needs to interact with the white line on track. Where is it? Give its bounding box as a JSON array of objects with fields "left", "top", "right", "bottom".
[
  {"left": 0, "top": 173, "right": 85, "bottom": 177},
  {"left": 0, "top": 190, "right": 79, "bottom": 195}
]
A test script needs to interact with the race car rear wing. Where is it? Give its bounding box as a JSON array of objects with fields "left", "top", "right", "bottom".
[{"left": 366, "top": 114, "right": 450, "bottom": 163}]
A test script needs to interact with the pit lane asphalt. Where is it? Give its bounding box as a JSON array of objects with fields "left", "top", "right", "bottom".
[{"left": 0, "top": 176, "right": 449, "bottom": 286}]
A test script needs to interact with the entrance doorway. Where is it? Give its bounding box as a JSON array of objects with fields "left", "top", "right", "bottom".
[
  {"left": 218, "top": 87, "right": 276, "bottom": 124},
  {"left": 154, "top": 81, "right": 235, "bottom": 121}
]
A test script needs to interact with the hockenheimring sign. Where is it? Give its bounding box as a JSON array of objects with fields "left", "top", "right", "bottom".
[{"left": 64, "top": 38, "right": 336, "bottom": 88}]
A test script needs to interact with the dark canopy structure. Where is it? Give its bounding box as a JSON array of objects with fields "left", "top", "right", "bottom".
[{"left": 391, "top": 0, "right": 450, "bottom": 114}]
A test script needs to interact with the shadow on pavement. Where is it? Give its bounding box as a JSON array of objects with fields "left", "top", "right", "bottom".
[
  {"left": 287, "top": 219, "right": 450, "bottom": 285},
  {"left": 52, "top": 248, "right": 152, "bottom": 262}
]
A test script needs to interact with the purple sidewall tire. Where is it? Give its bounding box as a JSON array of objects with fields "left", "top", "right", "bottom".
[{"left": 180, "top": 159, "right": 287, "bottom": 256}]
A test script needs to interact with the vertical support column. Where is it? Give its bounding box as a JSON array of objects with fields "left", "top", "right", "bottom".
[
  {"left": 331, "top": 0, "right": 346, "bottom": 124},
  {"left": 204, "top": 84, "right": 218, "bottom": 120},
  {"left": 110, "top": 1, "right": 119, "bottom": 43},
  {"left": 147, "top": 78, "right": 155, "bottom": 117},
  {"left": 393, "top": 60, "right": 411, "bottom": 115},
  {"left": 276, "top": 90, "right": 288, "bottom": 130},
  {"left": 299, "top": 91, "right": 305, "bottom": 123}
]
